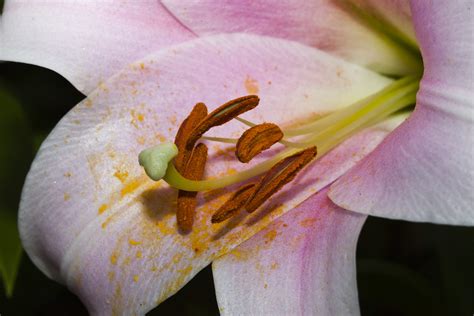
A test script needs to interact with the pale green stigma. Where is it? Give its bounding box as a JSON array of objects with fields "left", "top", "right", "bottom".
[{"left": 138, "top": 143, "right": 178, "bottom": 181}]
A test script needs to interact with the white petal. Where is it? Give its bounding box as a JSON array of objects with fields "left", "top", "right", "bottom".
[
  {"left": 0, "top": 0, "right": 194, "bottom": 94},
  {"left": 213, "top": 188, "right": 366, "bottom": 315}
]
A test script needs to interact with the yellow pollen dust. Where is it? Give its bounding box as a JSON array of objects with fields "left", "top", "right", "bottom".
[
  {"left": 121, "top": 179, "right": 141, "bottom": 197},
  {"left": 98, "top": 204, "right": 108, "bottom": 214},
  {"left": 130, "top": 109, "right": 145, "bottom": 128},
  {"left": 128, "top": 239, "right": 141, "bottom": 246},
  {"left": 114, "top": 170, "right": 129, "bottom": 183},
  {"left": 156, "top": 133, "right": 167, "bottom": 142},
  {"left": 110, "top": 252, "right": 119, "bottom": 265},
  {"left": 300, "top": 217, "right": 318, "bottom": 228},
  {"left": 264, "top": 230, "right": 278, "bottom": 244},
  {"left": 108, "top": 271, "right": 115, "bottom": 281},
  {"left": 177, "top": 265, "right": 193, "bottom": 275},
  {"left": 244, "top": 75, "right": 259, "bottom": 94}
]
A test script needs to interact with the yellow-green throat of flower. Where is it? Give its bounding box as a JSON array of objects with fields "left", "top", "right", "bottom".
[{"left": 139, "top": 75, "right": 420, "bottom": 232}]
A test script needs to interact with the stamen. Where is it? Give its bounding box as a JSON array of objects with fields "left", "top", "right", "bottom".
[
  {"left": 211, "top": 183, "right": 256, "bottom": 223},
  {"left": 236, "top": 123, "right": 283, "bottom": 163},
  {"left": 177, "top": 143, "right": 208, "bottom": 232},
  {"left": 174, "top": 103, "right": 208, "bottom": 232},
  {"left": 185, "top": 95, "right": 259, "bottom": 151},
  {"left": 174, "top": 102, "right": 208, "bottom": 172},
  {"left": 245, "top": 146, "right": 317, "bottom": 213}
]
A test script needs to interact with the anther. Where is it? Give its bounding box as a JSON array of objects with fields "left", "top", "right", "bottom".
[
  {"left": 174, "top": 102, "right": 208, "bottom": 232},
  {"left": 174, "top": 102, "right": 208, "bottom": 172},
  {"left": 236, "top": 123, "right": 283, "bottom": 163},
  {"left": 185, "top": 95, "right": 259, "bottom": 151},
  {"left": 245, "top": 146, "right": 317, "bottom": 213},
  {"left": 177, "top": 143, "right": 208, "bottom": 232},
  {"left": 211, "top": 183, "right": 256, "bottom": 223}
]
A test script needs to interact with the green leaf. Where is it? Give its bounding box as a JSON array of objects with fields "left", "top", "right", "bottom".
[
  {"left": 0, "top": 86, "right": 30, "bottom": 298},
  {"left": 0, "top": 210, "right": 22, "bottom": 298},
  {"left": 0, "top": 87, "right": 33, "bottom": 210},
  {"left": 33, "top": 131, "right": 48, "bottom": 154}
]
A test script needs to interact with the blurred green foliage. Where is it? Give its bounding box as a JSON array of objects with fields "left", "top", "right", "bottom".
[
  {"left": 0, "top": 210, "right": 22, "bottom": 298},
  {"left": 0, "top": 86, "right": 30, "bottom": 298},
  {"left": 0, "top": 87, "right": 32, "bottom": 209},
  {"left": 0, "top": 62, "right": 472, "bottom": 315}
]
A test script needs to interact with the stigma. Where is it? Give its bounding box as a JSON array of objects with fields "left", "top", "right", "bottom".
[
  {"left": 138, "top": 143, "right": 178, "bottom": 181},
  {"left": 139, "top": 75, "right": 420, "bottom": 232}
]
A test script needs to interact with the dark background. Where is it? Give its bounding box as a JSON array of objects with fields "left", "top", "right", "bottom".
[{"left": 0, "top": 62, "right": 472, "bottom": 316}]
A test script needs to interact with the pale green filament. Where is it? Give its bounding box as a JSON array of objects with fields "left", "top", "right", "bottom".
[
  {"left": 201, "top": 136, "right": 312, "bottom": 149},
  {"left": 163, "top": 76, "right": 419, "bottom": 191},
  {"left": 201, "top": 136, "right": 238, "bottom": 144},
  {"left": 235, "top": 117, "right": 256, "bottom": 127}
]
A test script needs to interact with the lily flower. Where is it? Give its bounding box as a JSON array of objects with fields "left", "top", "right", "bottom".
[{"left": 2, "top": 1, "right": 472, "bottom": 315}]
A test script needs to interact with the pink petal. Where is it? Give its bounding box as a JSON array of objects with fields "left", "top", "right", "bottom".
[
  {"left": 19, "top": 34, "right": 391, "bottom": 313},
  {"left": 213, "top": 187, "right": 366, "bottom": 315},
  {"left": 162, "top": 0, "right": 420, "bottom": 75},
  {"left": 329, "top": 1, "right": 474, "bottom": 225},
  {"left": 0, "top": 1, "right": 194, "bottom": 94}
]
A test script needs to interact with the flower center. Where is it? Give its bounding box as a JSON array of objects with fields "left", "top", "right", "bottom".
[{"left": 139, "top": 75, "right": 420, "bottom": 232}]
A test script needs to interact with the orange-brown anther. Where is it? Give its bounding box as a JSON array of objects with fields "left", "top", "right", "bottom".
[
  {"left": 236, "top": 123, "right": 283, "bottom": 163},
  {"left": 185, "top": 95, "right": 260, "bottom": 151},
  {"left": 211, "top": 183, "right": 256, "bottom": 223},
  {"left": 174, "top": 102, "right": 208, "bottom": 172},
  {"left": 245, "top": 146, "right": 317, "bottom": 213},
  {"left": 177, "top": 143, "right": 208, "bottom": 232}
]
